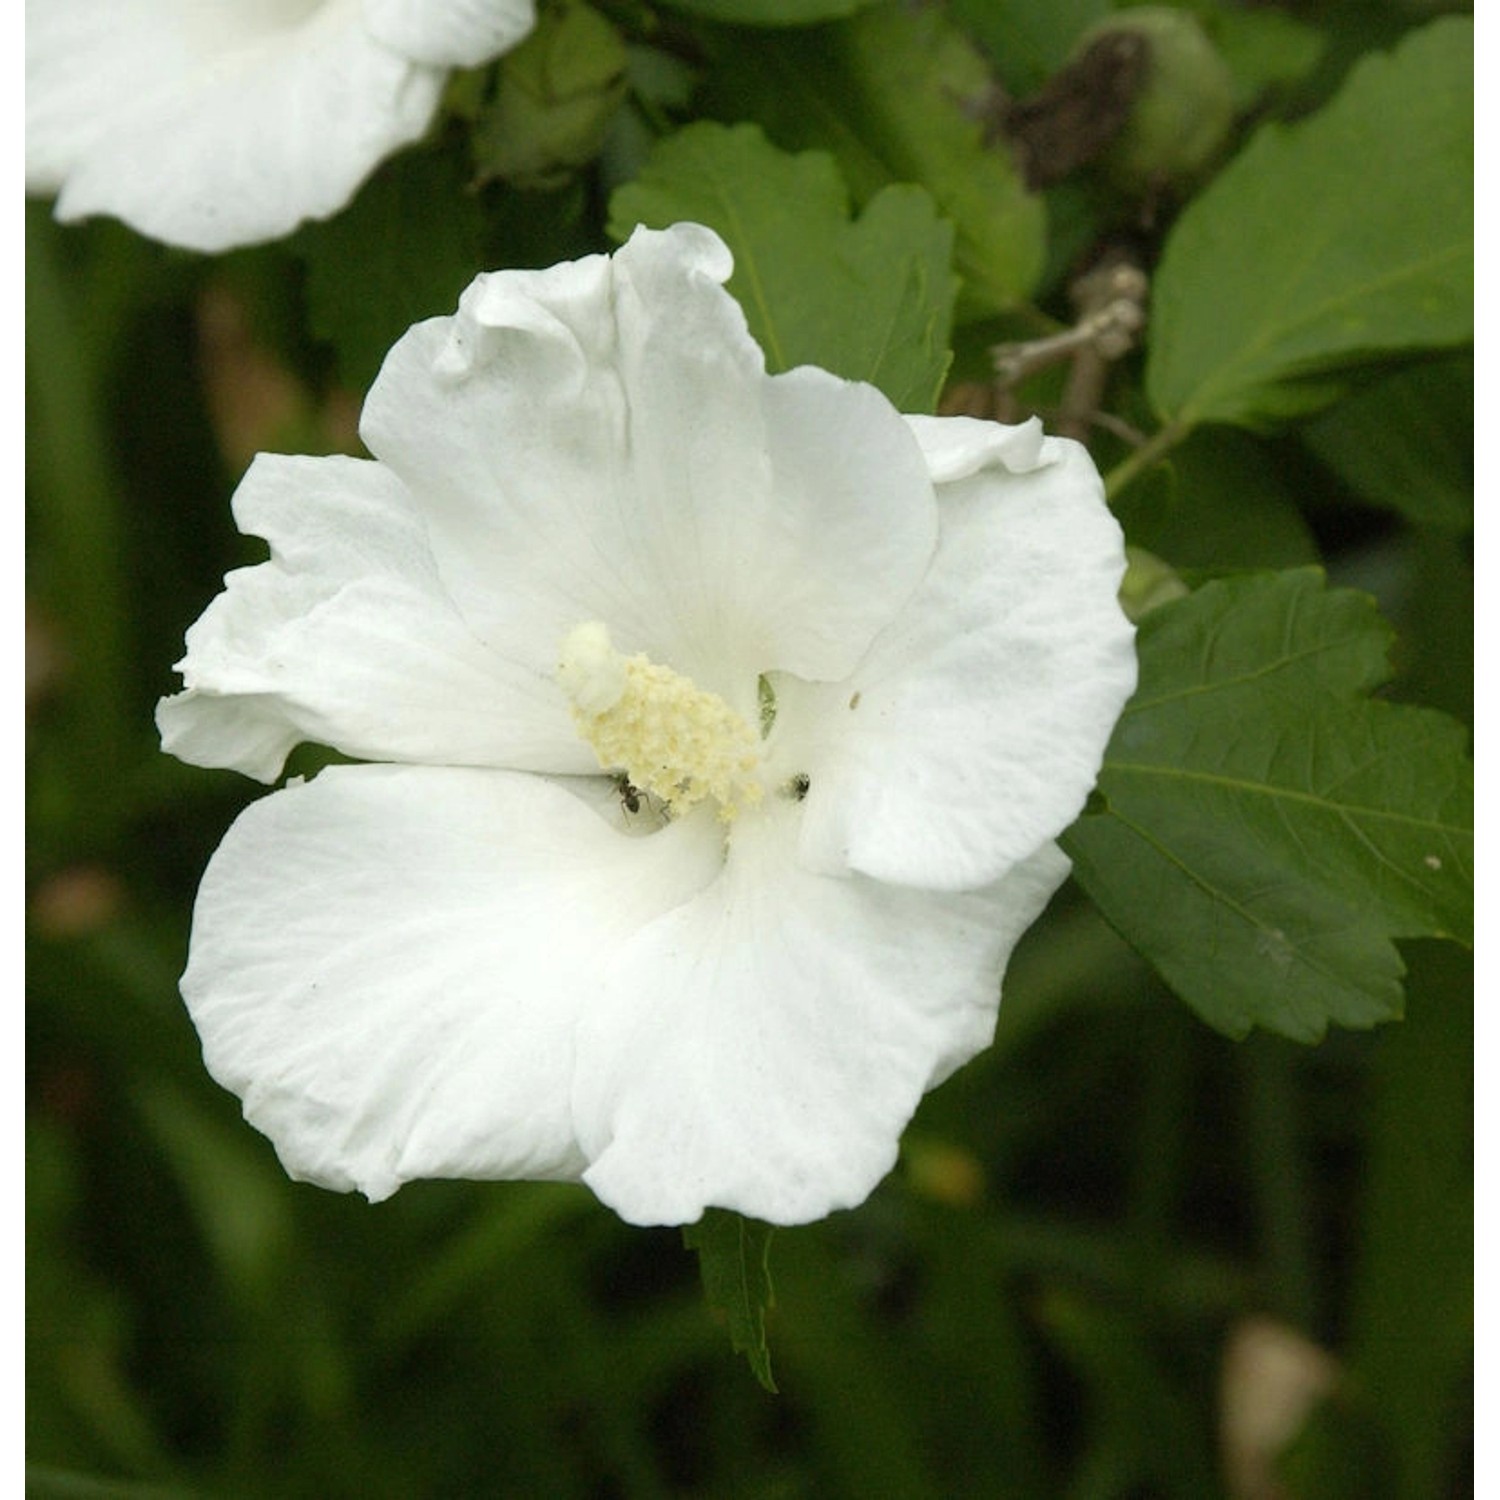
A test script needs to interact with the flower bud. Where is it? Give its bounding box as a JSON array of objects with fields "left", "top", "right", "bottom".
[
  {"left": 472, "top": 0, "right": 627, "bottom": 191},
  {"left": 1075, "top": 7, "right": 1235, "bottom": 197}
]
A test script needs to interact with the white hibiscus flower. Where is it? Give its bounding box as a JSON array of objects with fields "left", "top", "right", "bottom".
[
  {"left": 26, "top": 0, "right": 534, "bottom": 252},
  {"left": 157, "top": 223, "right": 1137, "bottom": 1227}
]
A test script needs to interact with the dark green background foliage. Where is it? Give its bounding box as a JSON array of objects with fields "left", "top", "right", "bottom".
[{"left": 28, "top": 0, "right": 1471, "bottom": 1494}]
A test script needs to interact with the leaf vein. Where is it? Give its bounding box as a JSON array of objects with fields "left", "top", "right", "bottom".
[{"left": 1104, "top": 762, "right": 1469, "bottom": 837}]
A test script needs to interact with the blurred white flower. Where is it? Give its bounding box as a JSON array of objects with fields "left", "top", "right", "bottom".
[
  {"left": 157, "top": 223, "right": 1137, "bottom": 1226},
  {"left": 26, "top": 0, "right": 534, "bottom": 252}
]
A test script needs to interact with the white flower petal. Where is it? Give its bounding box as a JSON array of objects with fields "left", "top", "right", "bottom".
[
  {"left": 27, "top": 0, "right": 195, "bottom": 192},
  {"left": 572, "top": 804, "right": 1071, "bottom": 1226},
  {"left": 783, "top": 424, "right": 1136, "bottom": 890},
  {"left": 156, "top": 453, "right": 591, "bottom": 782},
  {"left": 362, "top": 0, "right": 534, "bottom": 66},
  {"left": 29, "top": 0, "right": 447, "bottom": 251},
  {"left": 359, "top": 224, "right": 936, "bottom": 717},
  {"left": 903, "top": 411, "right": 1049, "bottom": 482},
  {"left": 183, "top": 763, "right": 725, "bottom": 1202}
]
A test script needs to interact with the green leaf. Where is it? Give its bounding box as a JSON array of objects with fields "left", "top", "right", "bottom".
[
  {"left": 609, "top": 122, "right": 956, "bottom": 412},
  {"left": 1345, "top": 941, "right": 1473, "bottom": 1500},
  {"left": 1112, "top": 426, "right": 1320, "bottom": 572},
  {"left": 1299, "top": 356, "right": 1473, "bottom": 533},
  {"left": 295, "top": 146, "right": 484, "bottom": 391},
  {"left": 1037, "top": 1289, "right": 1219, "bottom": 1497},
  {"left": 1200, "top": 5, "right": 1327, "bottom": 114},
  {"left": 661, "top": 0, "right": 874, "bottom": 27},
  {"left": 26, "top": 1123, "right": 170, "bottom": 1478},
  {"left": 1146, "top": 18, "right": 1472, "bottom": 429},
  {"left": 682, "top": 1210, "right": 778, "bottom": 1392},
  {"left": 131, "top": 1085, "right": 294, "bottom": 1308},
  {"left": 471, "top": 0, "right": 627, "bottom": 190},
  {"left": 376, "top": 1184, "right": 595, "bottom": 1350},
  {"left": 1278, "top": 1392, "right": 1397, "bottom": 1500},
  {"left": 1063, "top": 570, "right": 1472, "bottom": 1041},
  {"left": 701, "top": 6, "right": 1044, "bottom": 317},
  {"left": 946, "top": 0, "right": 1108, "bottom": 96},
  {"left": 25, "top": 1470, "right": 202, "bottom": 1500}
]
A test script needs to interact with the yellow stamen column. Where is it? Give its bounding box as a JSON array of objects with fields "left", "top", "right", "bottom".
[{"left": 558, "top": 622, "right": 764, "bottom": 821}]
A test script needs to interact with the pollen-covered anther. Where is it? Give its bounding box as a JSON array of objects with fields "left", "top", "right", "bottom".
[{"left": 558, "top": 622, "right": 764, "bottom": 821}]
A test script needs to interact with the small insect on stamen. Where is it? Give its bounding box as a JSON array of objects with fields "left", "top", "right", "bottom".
[{"left": 614, "top": 773, "right": 643, "bottom": 815}]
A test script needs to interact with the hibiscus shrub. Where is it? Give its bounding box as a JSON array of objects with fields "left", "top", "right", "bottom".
[{"left": 27, "top": 2, "right": 1471, "bottom": 1497}]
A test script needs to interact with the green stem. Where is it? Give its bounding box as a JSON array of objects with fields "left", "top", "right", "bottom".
[{"left": 1102, "top": 418, "right": 1193, "bottom": 502}]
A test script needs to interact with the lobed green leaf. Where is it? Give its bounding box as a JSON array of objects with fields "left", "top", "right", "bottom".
[
  {"left": 609, "top": 122, "right": 957, "bottom": 412},
  {"left": 701, "top": 5, "right": 1044, "bottom": 317},
  {"left": 1064, "top": 570, "right": 1472, "bottom": 1041}
]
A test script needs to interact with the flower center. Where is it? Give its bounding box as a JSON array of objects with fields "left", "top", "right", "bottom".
[{"left": 558, "top": 623, "right": 764, "bottom": 821}]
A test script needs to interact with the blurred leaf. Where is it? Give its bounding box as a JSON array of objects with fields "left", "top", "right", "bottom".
[
  {"left": 624, "top": 42, "right": 698, "bottom": 114},
  {"left": 981, "top": 892, "right": 1157, "bottom": 1063},
  {"left": 1236, "top": 1038, "right": 1321, "bottom": 1328},
  {"left": 683, "top": 1210, "right": 778, "bottom": 1393},
  {"left": 26, "top": 209, "right": 133, "bottom": 812},
  {"left": 130, "top": 1085, "right": 293, "bottom": 1308},
  {"left": 1064, "top": 570, "right": 1473, "bottom": 1040},
  {"left": 893, "top": 1208, "right": 1053, "bottom": 1498},
  {"left": 610, "top": 122, "right": 957, "bottom": 411},
  {"left": 1112, "top": 426, "right": 1321, "bottom": 572},
  {"left": 1119, "top": 546, "right": 1190, "bottom": 621},
  {"left": 1278, "top": 1390, "right": 1398, "bottom": 1500},
  {"left": 1038, "top": 1289, "right": 1219, "bottom": 1499},
  {"left": 295, "top": 145, "right": 483, "bottom": 391},
  {"left": 1300, "top": 356, "right": 1473, "bottom": 532},
  {"left": 376, "top": 1183, "right": 595, "bottom": 1348},
  {"left": 481, "top": 176, "right": 596, "bottom": 269},
  {"left": 1201, "top": 5, "right": 1328, "bottom": 113},
  {"left": 662, "top": 0, "right": 875, "bottom": 26},
  {"left": 1343, "top": 941, "right": 1472, "bottom": 1499},
  {"left": 25, "top": 1469, "right": 203, "bottom": 1500},
  {"left": 946, "top": 0, "right": 1108, "bottom": 95},
  {"left": 26, "top": 1124, "right": 169, "bottom": 1479},
  {"left": 702, "top": 5, "right": 1045, "bottom": 316},
  {"left": 472, "top": 0, "right": 627, "bottom": 190},
  {"left": 1147, "top": 18, "right": 1472, "bottom": 429},
  {"left": 773, "top": 1228, "right": 942, "bottom": 1495},
  {"left": 1385, "top": 530, "right": 1473, "bottom": 725}
]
